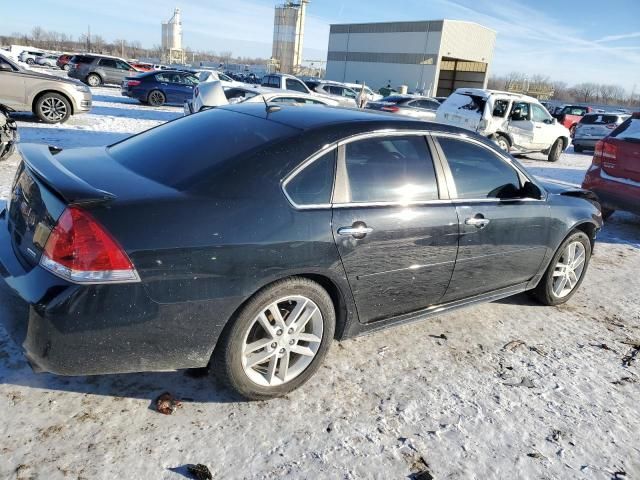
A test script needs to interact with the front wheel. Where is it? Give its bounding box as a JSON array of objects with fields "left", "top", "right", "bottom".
[
  {"left": 548, "top": 138, "right": 564, "bottom": 162},
  {"left": 213, "top": 277, "right": 335, "bottom": 400},
  {"left": 147, "top": 89, "right": 166, "bottom": 107},
  {"left": 531, "top": 230, "right": 591, "bottom": 306},
  {"left": 26, "top": 58, "right": 35, "bottom": 65},
  {"left": 35, "top": 93, "right": 71, "bottom": 123}
]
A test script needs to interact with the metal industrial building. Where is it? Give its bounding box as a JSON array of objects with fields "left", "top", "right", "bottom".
[
  {"left": 272, "top": 1, "right": 309, "bottom": 74},
  {"left": 325, "top": 20, "right": 496, "bottom": 96}
]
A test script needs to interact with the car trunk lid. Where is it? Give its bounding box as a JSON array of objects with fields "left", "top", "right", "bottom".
[{"left": 7, "top": 144, "right": 115, "bottom": 268}]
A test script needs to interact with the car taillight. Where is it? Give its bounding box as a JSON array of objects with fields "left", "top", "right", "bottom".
[
  {"left": 40, "top": 206, "right": 139, "bottom": 284},
  {"left": 605, "top": 123, "right": 617, "bottom": 129},
  {"left": 127, "top": 80, "right": 142, "bottom": 87},
  {"left": 592, "top": 140, "right": 617, "bottom": 167},
  {"left": 382, "top": 105, "right": 399, "bottom": 112}
]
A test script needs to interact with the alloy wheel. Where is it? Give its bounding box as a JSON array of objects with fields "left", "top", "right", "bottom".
[
  {"left": 87, "top": 75, "right": 100, "bottom": 87},
  {"left": 551, "top": 241, "right": 586, "bottom": 298},
  {"left": 149, "top": 91, "right": 164, "bottom": 105},
  {"left": 241, "top": 295, "right": 323, "bottom": 387},
  {"left": 40, "top": 97, "right": 68, "bottom": 122}
]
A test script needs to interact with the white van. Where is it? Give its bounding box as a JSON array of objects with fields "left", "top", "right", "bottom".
[{"left": 436, "top": 88, "right": 571, "bottom": 162}]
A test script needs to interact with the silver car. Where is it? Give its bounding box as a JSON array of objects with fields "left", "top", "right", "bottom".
[
  {"left": 573, "top": 113, "right": 630, "bottom": 152},
  {"left": 0, "top": 53, "right": 91, "bottom": 123},
  {"left": 366, "top": 94, "right": 441, "bottom": 120}
]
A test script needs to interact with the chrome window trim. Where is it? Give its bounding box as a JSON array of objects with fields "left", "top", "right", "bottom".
[{"left": 281, "top": 144, "right": 338, "bottom": 210}]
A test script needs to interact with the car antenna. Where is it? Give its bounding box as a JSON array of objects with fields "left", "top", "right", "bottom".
[{"left": 263, "top": 95, "right": 281, "bottom": 114}]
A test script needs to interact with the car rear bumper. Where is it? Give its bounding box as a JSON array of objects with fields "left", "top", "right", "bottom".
[
  {"left": 0, "top": 201, "right": 220, "bottom": 375},
  {"left": 582, "top": 166, "right": 640, "bottom": 215}
]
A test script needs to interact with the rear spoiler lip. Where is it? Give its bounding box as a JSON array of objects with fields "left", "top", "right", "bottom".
[{"left": 18, "top": 143, "right": 116, "bottom": 205}]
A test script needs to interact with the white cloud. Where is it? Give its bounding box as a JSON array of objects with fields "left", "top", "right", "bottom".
[{"left": 595, "top": 32, "right": 640, "bottom": 43}]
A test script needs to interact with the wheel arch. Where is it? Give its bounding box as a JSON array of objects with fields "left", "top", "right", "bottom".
[
  {"left": 32, "top": 89, "right": 74, "bottom": 115},
  {"left": 491, "top": 131, "right": 513, "bottom": 147},
  {"left": 571, "top": 220, "right": 598, "bottom": 250}
]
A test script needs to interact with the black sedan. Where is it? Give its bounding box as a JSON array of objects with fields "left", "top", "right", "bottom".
[{"left": 0, "top": 104, "right": 602, "bottom": 400}]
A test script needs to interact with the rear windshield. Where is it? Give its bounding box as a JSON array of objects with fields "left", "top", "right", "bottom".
[
  {"left": 446, "top": 93, "right": 486, "bottom": 114},
  {"left": 561, "top": 106, "right": 587, "bottom": 116},
  {"left": 579, "top": 114, "right": 620, "bottom": 124},
  {"left": 610, "top": 118, "right": 640, "bottom": 141},
  {"left": 108, "top": 108, "right": 297, "bottom": 188}
]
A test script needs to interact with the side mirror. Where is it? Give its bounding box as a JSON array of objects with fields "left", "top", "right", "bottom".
[{"left": 520, "top": 181, "right": 542, "bottom": 200}]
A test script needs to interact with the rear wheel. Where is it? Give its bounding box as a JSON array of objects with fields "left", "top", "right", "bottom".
[
  {"left": 147, "top": 89, "right": 166, "bottom": 107},
  {"left": 494, "top": 134, "right": 510, "bottom": 152},
  {"left": 86, "top": 73, "right": 102, "bottom": 87},
  {"left": 532, "top": 230, "right": 591, "bottom": 306},
  {"left": 34, "top": 93, "right": 71, "bottom": 124},
  {"left": 26, "top": 58, "right": 35, "bottom": 65},
  {"left": 548, "top": 138, "right": 564, "bottom": 162},
  {"left": 213, "top": 277, "right": 335, "bottom": 400}
]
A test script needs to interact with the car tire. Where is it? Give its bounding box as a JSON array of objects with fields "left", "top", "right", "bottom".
[
  {"left": 548, "top": 138, "right": 564, "bottom": 162},
  {"left": 86, "top": 74, "right": 102, "bottom": 87},
  {"left": 601, "top": 207, "right": 615, "bottom": 220},
  {"left": 494, "top": 134, "right": 510, "bottom": 152},
  {"left": 147, "top": 90, "right": 166, "bottom": 107},
  {"left": 62, "top": 64, "right": 70, "bottom": 71},
  {"left": 573, "top": 144, "right": 583, "bottom": 153},
  {"left": 213, "top": 277, "right": 336, "bottom": 400},
  {"left": 26, "top": 58, "right": 35, "bottom": 65},
  {"left": 34, "top": 93, "right": 72, "bottom": 124},
  {"left": 531, "top": 230, "right": 591, "bottom": 306}
]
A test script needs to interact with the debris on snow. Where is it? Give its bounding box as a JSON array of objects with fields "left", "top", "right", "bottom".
[
  {"left": 502, "top": 340, "right": 526, "bottom": 351},
  {"left": 621, "top": 342, "right": 640, "bottom": 367},
  {"left": 155, "top": 392, "right": 182, "bottom": 415},
  {"left": 428, "top": 333, "right": 448, "bottom": 340},
  {"left": 186, "top": 464, "right": 213, "bottom": 480}
]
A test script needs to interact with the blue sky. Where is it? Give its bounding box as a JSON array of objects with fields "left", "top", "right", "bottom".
[{"left": 3, "top": 0, "right": 640, "bottom": 91}]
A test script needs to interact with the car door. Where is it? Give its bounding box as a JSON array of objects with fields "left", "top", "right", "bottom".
[
  {"left": 97, "top": 58, "right": 120, "bottom": 83},
  {"left": 331, "top": 133, "right": 459, "bottom": 323},
  {"left": 530, "top": 103, "right": 557, "bottom": 149},
  {"left": 115, "top": 60, "right": 137, "bottom": 83},
  {"left": 507, "top": 102, "right": 536, "bottom": 149},
  {"left": 0, "top": 57, "right": 26, "bottom": 109},
  {"left": 433, "top": 135, "right": 551, "bottom": 302}
]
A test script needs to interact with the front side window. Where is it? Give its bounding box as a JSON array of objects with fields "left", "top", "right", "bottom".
[
  {"left": 285, "top": 150, "right": 336, "bottom": 206},
  {"left": 286, "top": 78, "right": 308, "bottom": 93},
  {"left": 531, "top": 104, "right": 551, "bottom": 123},
  {"left": 439, "top": 137, "right": 522, "bottom": 199},
  {"left": 511, "top": 102, "right": 530, "bottom": 121},
  {"left": 343, "top": 89, "right": 356, "bottom": 99},
  {"left": 344, "top": 136, "right": 439, "bottom": 203}
]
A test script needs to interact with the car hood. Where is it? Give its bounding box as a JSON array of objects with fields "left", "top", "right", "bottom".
[
  {"left": 19, "top": 67, "right": 84, "bottom": 87},
  {"left": 537, "top": 178, "right": 597, "bottom": 200}
]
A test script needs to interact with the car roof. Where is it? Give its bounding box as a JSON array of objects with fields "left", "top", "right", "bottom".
[
  {"left": 453, "top": 88, "right": 540, "bottom": 103},
  {"left": 219, "top": 102, "right": 466, "bottom": 134}
]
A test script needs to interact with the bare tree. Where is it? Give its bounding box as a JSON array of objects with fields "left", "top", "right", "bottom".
[{"left": 572, "top": 82, "right": 599, "bottom": 103}]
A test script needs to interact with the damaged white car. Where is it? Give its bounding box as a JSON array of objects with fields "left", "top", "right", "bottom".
[
  {"left": 436, "top": 88, "right": 571, "bottom": 162},
  {"left": 183, "top": 81, "right": 340, "bottom": 115}
]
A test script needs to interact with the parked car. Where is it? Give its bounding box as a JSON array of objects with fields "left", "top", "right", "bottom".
[
  {"left": 366, "top": 94, "right": 441, "bottom": 120},
  {"left": 573, "top": 112, "right": 630, "bottom": 152},
  {"left": 553, "top": 105, "right": 594, "bottom": 137},
  {"left": 56, "top": 54, "right": 73, "bottom": 71},
  {"left": 261, "top": 73, "right": 312, "bottom": 93},
  {"left": 436, "top": 88, "right": 571, "bottom": 162},
  {"left": 0, "top": 103, "right": 602, "bottom": 399},
  {"left": 121, "top": 70, "right": 199, "bottom": 106},
  {"left": 582, "top": 112, "right": 640, "bottom": 219},
  {"left": 0, "top": 53, "right": 91, "bottom": 123},
  {"left": 184, "top": 82, "right": 339, "bottom": 115},
  {"left": 18, "top": 50, "right": 46, "bottom": 65},
  {"left": 343, "top": 83, "right": 383, "bottom": 101},
  {"left": 130, "top": 62, "right": 154, "bottom": 72},
  {"left": 304, "top": 80, "right": 358, "bottom": 107},
  {"left": 68, "top": 54, "right": 138, "bottom": 87},
  {"left": 35, "top": 54, "right": 59, "bottom": 68}
]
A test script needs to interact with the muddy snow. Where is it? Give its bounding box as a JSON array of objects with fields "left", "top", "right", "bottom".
[{"left": 0, "top": 86, "right": 638, "bottom": 479}]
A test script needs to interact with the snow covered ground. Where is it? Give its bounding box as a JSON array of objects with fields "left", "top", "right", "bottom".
[{"left": 0, "top": 87, "right": 638, "bottom": 479}]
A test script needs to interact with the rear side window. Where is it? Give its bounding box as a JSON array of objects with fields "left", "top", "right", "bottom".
[
  {"left": 98, "top": 58, "right": 118, "bottom": 68},
  {"left": 439, "top": 137, "right": 522, "bottom": 199},
  {"left": 492, "top": 100, "right": 510, "bottom": 117},
  {"left": 344, "top": 136, "right": 438, "bottom": 203},
  {"left": 286, "top": 78, "right": 307, "bottom": 93},
  {"left": 71, "top": 55, "right": 94, "bottom": 64},
  {"left": 108, "top": 109, "right": 296, "bottom": 189},
  {"left": 285, "top": 150, "right": 336, "bottom": 206},
  {"left": 610, "top": 118, "right": 640, "bottom": 141}
]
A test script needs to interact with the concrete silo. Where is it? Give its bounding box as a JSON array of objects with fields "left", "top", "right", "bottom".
[
  {"left": 161, "top": 8, "right": 185, "bottom": 64},
  {"left": 272, "top": 1, "right": 309, "bottom": 74}
]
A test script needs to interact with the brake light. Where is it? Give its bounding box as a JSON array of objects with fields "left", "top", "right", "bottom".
[
  {"left": 127, "top": 80, "right": 141, "bottom": 87},
  {"left": 382, "top": 105, "right": 399, "bottom": 112},
  {"left": 592, "top": 140, "right": 617, "bottom": 167},
  {"left": 40, "top": 206, "right": 139, "bottom": 284}
]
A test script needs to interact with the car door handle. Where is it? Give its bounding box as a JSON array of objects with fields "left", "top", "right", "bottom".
[
  {"left": 465, "top": 216, "right": 490, "bottom": 228},
  {"left": 337, "top": 223, "right": 373, "bottom": 239}
]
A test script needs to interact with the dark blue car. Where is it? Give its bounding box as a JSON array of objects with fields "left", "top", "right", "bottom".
[{"left": 121, "top": 70, "right": 199, "bottom": 106}]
